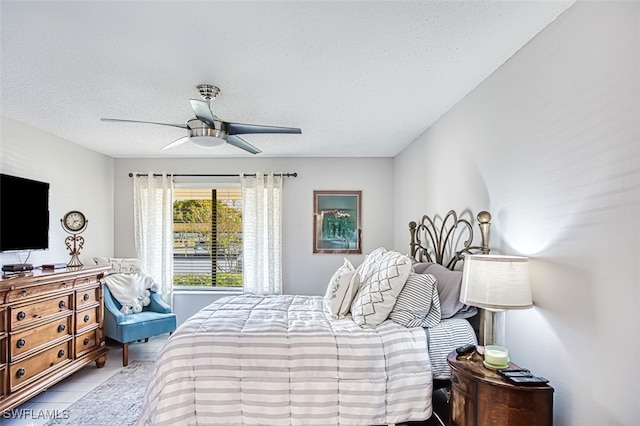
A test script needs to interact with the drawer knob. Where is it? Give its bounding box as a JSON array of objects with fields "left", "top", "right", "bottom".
[
  {"left": 83, "top": 338, "right": 90, "bottom": 346},
  {"left": 83, "top": 315, "right": 90, "bottom": 323},
  {"left": 58, "top": 324, "right": 66, "bottom": 333},
  {"left": 61, "top": 282, "right": 68, "bottom": 288},
  {"left": 16, "top": 338, "right": 26, "bottom": 348},
  {"left": 58, "top": 349, "right": 65, "bottom": 358},
  {"left": 16, "top": 311, "right": 26, "bottom": 321},
  {"left": 19, "top": 290, "right": 28, "bottom": 297},
  {"left": 16, "top": 368, "right": 25, "bottom": 379},
  {"left": 59, "top": 300, "right": 66, "bottom": 309},
  {"left": 83, "top": 293, "right": 90, "bottom": 301}
]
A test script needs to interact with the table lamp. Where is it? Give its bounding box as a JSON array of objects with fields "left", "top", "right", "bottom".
[{"left": 460, "top": 255, "right": 532, "bottom": 347}]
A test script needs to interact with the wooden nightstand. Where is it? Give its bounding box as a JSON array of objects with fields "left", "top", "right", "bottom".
[{"left": 447, "top": 350, "right": 554, "bottom": 426}]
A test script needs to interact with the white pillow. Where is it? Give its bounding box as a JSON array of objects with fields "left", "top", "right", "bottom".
[
  {"left": 324, "top": 258, "right": 360, "bottom": 319},
  {"left": 351, "top": 248, "right": 412, "bottom": 328}
]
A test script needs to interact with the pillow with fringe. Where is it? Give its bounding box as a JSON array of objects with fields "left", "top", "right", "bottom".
[{"left": 93, "top": 257, "right": 142, "bottom": 275}]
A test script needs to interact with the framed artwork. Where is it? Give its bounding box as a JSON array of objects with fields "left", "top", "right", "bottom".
[{"left": 313, "top": 190, "right": 361, "bottom": 254}]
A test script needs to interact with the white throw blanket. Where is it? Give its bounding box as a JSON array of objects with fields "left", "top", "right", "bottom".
[{"left": 104, "top": 273, "right": 159, "bottom": 315}]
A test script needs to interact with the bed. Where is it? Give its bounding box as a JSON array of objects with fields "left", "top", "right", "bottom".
[{"left": 137, "top": 210, "right": 491, "bottom": 426}]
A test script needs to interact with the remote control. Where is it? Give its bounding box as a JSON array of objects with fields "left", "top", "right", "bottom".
[
  {"left": 501, "top": 371, "right": 533, "bottom": 378},
  {"left": 498, "top": 367, "right": 530, "bottom": 376},
  {"left": 507, "top": 376, "right": 549, "bottom": 385},
  {"left": 455, "top": 344, "right": 476, "bottom": 355}
]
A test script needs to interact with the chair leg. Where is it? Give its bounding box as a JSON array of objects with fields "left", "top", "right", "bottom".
[{"left": 123, "top": 342, "right": 129, "bottom": 367}]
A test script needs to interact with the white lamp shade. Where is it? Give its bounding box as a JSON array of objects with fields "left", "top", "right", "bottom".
[{"left": 460, "top": 255, "right": 533, "bottom": 310}]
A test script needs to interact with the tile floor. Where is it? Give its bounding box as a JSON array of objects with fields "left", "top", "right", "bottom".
[{"left": 0, "top": 335, "right": 168, "bottom": 426}]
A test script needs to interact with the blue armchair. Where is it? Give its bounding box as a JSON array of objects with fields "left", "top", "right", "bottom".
[{"left": 103, "top": 284, "right": 177, "bottom": 366}]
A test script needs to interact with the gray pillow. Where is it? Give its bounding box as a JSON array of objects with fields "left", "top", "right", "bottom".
[{"left": 413, "top": 262, "right": 477, "bottom": 319}]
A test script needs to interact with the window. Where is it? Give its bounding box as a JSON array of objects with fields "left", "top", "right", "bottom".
[{"left": 173, "top": 185, "right": 242, "bottom": 289}]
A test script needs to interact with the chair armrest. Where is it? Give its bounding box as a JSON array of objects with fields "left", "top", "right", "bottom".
[
  {"left": 103, "top": 290, "right": 126, "bottom": 324},
  {"left": 149, "top": 291, "right": 172, "bottom": 313}
]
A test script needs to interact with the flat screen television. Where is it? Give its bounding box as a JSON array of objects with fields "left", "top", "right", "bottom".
[{"left": 0, "top": 173, "right": 50, "bottom": 252}]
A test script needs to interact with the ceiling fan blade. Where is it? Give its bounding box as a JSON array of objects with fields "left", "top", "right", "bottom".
[
  {"left": 162, "top": 136, "right": 189, "bottom": 150},
  {"left": 227, "top": 135, "right": 262, "bottom": 155},
  {"left": 189, "top": 99, "right": 217, "bottom": 128},
  {"left": 227, "top": 122, "right": 302, "bottom": 135},
  {"left": 101, "top": 118, "right": 188, "bottom": 129}
]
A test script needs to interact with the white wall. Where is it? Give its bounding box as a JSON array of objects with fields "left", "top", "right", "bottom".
[
  {"left": 0, "top": 117, "right": 114, "bottom": 268},
  {"left": 0, "top": 117, "right": 395, "bottom": 324},
  {"left": 394, "top": 2, "right": 639, "bottom": 425},
  {"left": 113, "top": 157, "right": 394, "bottom": 301}
]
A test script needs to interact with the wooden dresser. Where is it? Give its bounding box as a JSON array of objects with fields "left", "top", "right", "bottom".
[
  {"left": 0, "top": 265, "right": 109, "bottom": 412},
  {"left": 448, "top": 350, "right": 554, "bottom": 426}
]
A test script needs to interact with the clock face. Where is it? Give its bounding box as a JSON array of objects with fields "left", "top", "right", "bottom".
[{"left": 62, "top": 211, "right": 86, "bottom": 233}]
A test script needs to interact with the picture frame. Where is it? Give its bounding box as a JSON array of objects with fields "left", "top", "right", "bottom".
[{"left": 313, "top": 190, "right": 361, "bottom": 254}]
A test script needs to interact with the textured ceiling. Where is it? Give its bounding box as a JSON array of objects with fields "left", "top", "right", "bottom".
[{"left": 0, "top": 1, "right": 574, "bottom": 158}]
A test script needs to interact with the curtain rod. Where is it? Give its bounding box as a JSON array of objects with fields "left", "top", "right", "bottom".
[{"left": 128, "top": 172, "right": 297, "bottom": 178}]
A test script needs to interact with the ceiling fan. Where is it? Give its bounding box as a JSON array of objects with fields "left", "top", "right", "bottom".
[{"left": 101, "top": 84, "right": 302, "bottom": 154}]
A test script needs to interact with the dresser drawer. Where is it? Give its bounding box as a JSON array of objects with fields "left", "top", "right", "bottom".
[
  {"left": 9, "top": 339, "right": 72, "bottom": 392},
  {"left": 73, "top": 274, "right": 101, "bottom": 289},
  {"left": 0, "top": 308, "right": 6, "bottom": 333},
  {"left": 10, "top": 316, "right": 72, "bottom": 359},
  {"left": 75, "top": 286, "right": 99, "bottom": 309},
  {"left": 75, "top": 306, "right": 99, "bottom": 332},
  {"left": 4, "top": 280, "right": 72, "bottom": 303},
  {"left": 10, "top": 293, "right": 73, "bottom": 330},
  {"left": 0, "top": 336, "right": 6, "bottom": 364},
  {"left": 75, "top": 329, "right": 99, "bottom": 357},
  {"left": 0, "top": 365, "right": 5, "bottom": 399}
]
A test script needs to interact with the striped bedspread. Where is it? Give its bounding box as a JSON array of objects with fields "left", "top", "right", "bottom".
[{"left": 138, "top": 294, "right": 433, "bottom": 426}]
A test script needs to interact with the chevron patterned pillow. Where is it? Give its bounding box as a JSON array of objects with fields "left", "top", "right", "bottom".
[{"left": 351, "top": 248, "right": 412, "bottom": 328}]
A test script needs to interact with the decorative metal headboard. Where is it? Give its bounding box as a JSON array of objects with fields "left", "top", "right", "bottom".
[{"left": 409, "top": 210, "right": 491, "bottom": 270}]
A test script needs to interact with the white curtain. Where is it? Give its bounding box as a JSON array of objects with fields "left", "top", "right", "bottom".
[
  {"left": 133, "top": 172, "right": 174, "bottom": 306},
  {"left": 241, "top": 172, "right": 283, "bottom": 295}
]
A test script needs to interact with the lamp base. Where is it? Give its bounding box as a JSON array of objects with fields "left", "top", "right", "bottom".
[{"left": 480, "top": 309, "right": 506, "bottom": 347}]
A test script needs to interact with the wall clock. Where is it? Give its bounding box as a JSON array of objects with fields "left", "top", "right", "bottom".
[{"left": 61, "top": 210, "right": 88, "bottom": 267}]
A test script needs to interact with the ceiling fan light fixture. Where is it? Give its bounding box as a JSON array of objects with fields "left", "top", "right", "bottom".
[
  {"left": 189, "top": 135, "right": 227, "bottom": 148},
  {"left": 187, "top": 120, "right": 228, "bottom": 148}
]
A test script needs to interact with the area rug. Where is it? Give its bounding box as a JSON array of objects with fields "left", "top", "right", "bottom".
[{"left": 44, "top": 361, "right": 154, "bottom": 426}]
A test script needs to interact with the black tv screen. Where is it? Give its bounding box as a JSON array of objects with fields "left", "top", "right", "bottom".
[{"left": 0, "top": 174, "right": 50, "bottom": 252}]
